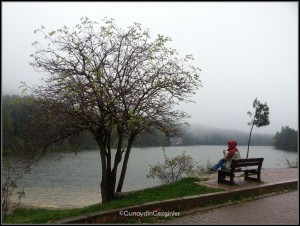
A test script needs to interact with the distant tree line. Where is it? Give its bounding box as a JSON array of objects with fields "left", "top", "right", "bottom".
[
  {"left": 2, "top": 95, "right": 81, "bottom": 156},
  {"left": 2, "top": 95, "right": 172, "bottom": 155},
  {"left": 273, "top": 126, "right": 298, "bottom": 152},
  {"left": 2, "top": 95, "right": 296, "bottom": 153},
  {"left": 3, "top": 95, "right": 29, "bottom": 155}
]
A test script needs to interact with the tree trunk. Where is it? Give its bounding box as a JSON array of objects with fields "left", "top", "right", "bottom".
[
  {"left": 116, "top": 135, "right": 135, "bottom": 192},
  {"left": 246, "top": 123, "right": 254, "bottom": 159},
  {"left": 96, "top": 129, "right": 127, "bottom": 203},
  {"left": 100, "top": 170, "right": 117, "bottom": 203},
  {"left": 96, "top": 136, "right": 116, "bottom": 203}
]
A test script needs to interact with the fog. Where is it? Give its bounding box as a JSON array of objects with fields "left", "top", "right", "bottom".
[{"left": 2, "top": 2, "right": 298, "bottom": 135}]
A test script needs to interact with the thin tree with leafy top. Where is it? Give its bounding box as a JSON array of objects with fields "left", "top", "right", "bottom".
[{"left": 246, "top": 98, "right": 270, "bottom": 158}]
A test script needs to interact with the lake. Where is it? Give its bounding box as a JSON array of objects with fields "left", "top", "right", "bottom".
[{"left": 11, "top": 145, "right": 298, "bottom": 209}]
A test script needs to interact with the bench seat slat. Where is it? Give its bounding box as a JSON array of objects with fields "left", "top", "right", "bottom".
[{"left": 232, "top": 162, "right": 262, "bottom": 167}]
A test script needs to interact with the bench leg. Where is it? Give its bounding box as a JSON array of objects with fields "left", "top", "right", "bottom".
[
  {"left": 218, "top": 171, "right": 235, "bottom": 184},
  {"left": 244, "top": 170, "right": 261, "bottom": 182},
  {"left": 230, "top": 174, "right": 234, "bottom": 183},
  {"left": 218, "top": 171, "right": 227, "bottom": 183},
  {"left": 218, "top": 171, "right": 223, "bottom": 183}
]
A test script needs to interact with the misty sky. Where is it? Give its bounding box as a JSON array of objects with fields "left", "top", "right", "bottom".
[{"left": 2, "top": 2, "right": 298, "bottom": 135}]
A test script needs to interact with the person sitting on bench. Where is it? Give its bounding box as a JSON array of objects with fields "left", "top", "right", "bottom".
[{"left": 210, "top": 140, "right": 241, "bottom": 172}]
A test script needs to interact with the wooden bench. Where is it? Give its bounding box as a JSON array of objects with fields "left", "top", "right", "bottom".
[{"left": 217, "top": 158, "right": 264, "bottom": 184}]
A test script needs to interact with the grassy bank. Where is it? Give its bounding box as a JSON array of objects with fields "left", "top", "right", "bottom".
[{"left": 4, "top": 177, "right": 223, "bottom": 224}]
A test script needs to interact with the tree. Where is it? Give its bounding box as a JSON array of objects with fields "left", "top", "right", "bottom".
[
  {"left": 27, "top": 17, "right": 202, "bottom": 203},
  {"left": 273, "top": 126, "right": 298, "bottom": 152},
  {"left": 246, "top": 98, "right": 270, "bottom": 158}
]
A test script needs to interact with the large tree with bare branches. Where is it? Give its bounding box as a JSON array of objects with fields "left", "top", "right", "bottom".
[{"left": 27, "top": 17, "right": 201, "bottom": 203}]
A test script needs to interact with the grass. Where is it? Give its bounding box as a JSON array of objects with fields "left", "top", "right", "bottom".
[{"left": 3, "top": 177, "right": 223, "bottom": 224}]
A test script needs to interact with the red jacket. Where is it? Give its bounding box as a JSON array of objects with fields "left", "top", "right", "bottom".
[{"left": 225, "top": 140, "right": 239, "bottom": 159}]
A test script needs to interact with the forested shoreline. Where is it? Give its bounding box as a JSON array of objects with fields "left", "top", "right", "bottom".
[{"left": 2, "top": 95, "right": 298, "bottom": 153}]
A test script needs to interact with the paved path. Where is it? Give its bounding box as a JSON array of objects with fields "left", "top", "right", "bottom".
[
  {"left": 165, "top": 191, "right": 298, "bottom": 225},
  {"left": 164, "top": 168, "right": 299, "bottom": 225}
]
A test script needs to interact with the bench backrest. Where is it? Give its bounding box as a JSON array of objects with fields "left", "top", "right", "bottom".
[{"left": 230, "top": 158, "right": 264, "bottom": 170}]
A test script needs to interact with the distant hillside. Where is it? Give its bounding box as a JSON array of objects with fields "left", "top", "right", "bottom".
[
  {"left": 179, "top": 124, "right": 274, "bottom": 146},
  {"left": 132, "top": 124, "right": 274, "bottom": 147}
]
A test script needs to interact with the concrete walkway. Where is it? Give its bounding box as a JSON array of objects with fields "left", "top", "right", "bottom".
[{"left": 164, "top": 168, "right": 299, "bottom": 225}]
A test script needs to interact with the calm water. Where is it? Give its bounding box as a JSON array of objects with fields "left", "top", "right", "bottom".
[{"left": 12, "top": 145, "right": 298, "bottom": 209}]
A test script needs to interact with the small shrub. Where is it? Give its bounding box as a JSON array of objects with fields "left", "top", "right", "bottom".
[
  {"left": 189, "top": 158, "right": 214, "bottom": 177},
  {"left": 146, "top": 148, "right": 195, "bottom": 184},
  {"left": 147, "top": 147, "right": 214, "bottom": 184},
  {"left": 282, "top": 157, "right": 298, "bottom": 168},
  {"left": 2, "top": 158, "right": 26, "bottom": 221}
]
